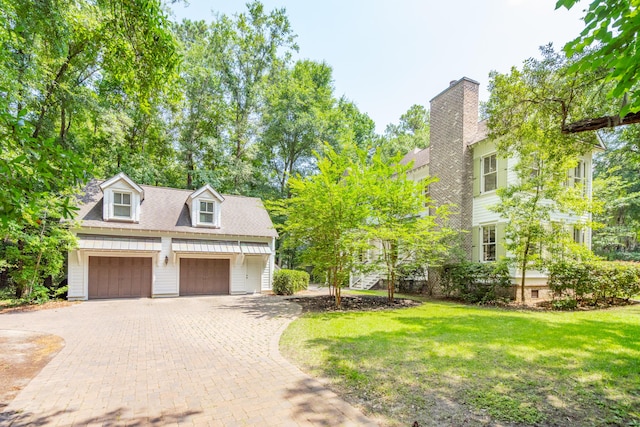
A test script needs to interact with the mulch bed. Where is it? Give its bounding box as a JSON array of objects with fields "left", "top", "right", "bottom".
[
  {"left": 285, "top": 295, "right": 422, "bottom": 313},
  {"left": 0, "top": 300, "right": 77, "bottom": 314}
]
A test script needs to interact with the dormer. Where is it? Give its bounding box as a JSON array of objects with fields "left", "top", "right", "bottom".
[
  {"left": 99, "top": 172, "right": 144, "bottom": 223},
  {"left": 187, "top": 184, "right": 224, "bottom": 228}
]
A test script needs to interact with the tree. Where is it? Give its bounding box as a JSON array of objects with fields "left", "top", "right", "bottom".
[
  {"left": 170, "top": 20, "right": 227, "bottom": 189},
  {"left": 209, "top": 1, "right": 298, "bottom": 193},
  {"left": 380, "top": 104, "right": 430, "bottom": 160},
  {"left": 326, "top": 97, "right": 378, "bottom": 151},
  {"left": 0, "top": 0, "right": 179, "bottom": 226},
  {"left": 486, "top": 47, "right": 599, "bottom": 303},
  {"left": 556, "top": 0, "right": 640, "bottom": 131},
  {"left": 591, "top": 129, "right": 640, "bottom": 258},
  {"left": 365, "top": 151, "right": 452, "bottom": 302},
  {"left": 261, "top": 60, "right": 335, "bottom": 196},
  {"left": 270, "top": 145, "right": 371, "bottom": 306}
]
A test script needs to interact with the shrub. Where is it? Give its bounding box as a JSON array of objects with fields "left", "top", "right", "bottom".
[
  {"left": 273, "top": 269, "right": 310, "bottom": 295},
  {"left": 548, "top": 260, "right": 640, "bottom": 305},
  {"left": 439, "top": 261, "right": 512, "bottom": 303}
]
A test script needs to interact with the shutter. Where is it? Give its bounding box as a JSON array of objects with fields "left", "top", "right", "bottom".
[
  {"left": 496, "top": 222, "right": 507, "bottom": 259},
  {"left": 472, "top": 226, "right": 479, "bottom": 261},
  {"left": 473, "top": 158, "right": 481, "bottom": 196},
  {"left": 497, "top": 156, "right": 508, "bottom": 189}
]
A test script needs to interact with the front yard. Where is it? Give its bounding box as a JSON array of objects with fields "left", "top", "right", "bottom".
[{"left": 281, "top": 297, "right": 640, "bottom": 426}]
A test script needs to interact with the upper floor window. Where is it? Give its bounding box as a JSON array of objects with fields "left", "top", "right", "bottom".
[
  {"left": 482, "top": 154, "right": 497, "bottom": 192},
  {"left": 199, "top": 201, "right": 215, "bottom": 224},
  {"left": 574, "top": 161, "right": 585, "bottom": 194},
  {"left": 481, "top": 224, "right": 496, "bottom": 262},
  {"left": 113, "top": 192, "right": 132, "bottom": 218},
  {"left": 422, "top": 182, "right": 430, "bottom": 209}
]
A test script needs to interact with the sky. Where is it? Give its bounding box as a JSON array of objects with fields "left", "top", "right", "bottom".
[{"left": 170, "top": 0, "right": 586, "bottom": 133}]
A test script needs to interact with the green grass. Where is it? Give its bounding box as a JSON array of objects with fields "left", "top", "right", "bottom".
[{"left": 281, "top": 300, "right": 640, "bottom": 426}]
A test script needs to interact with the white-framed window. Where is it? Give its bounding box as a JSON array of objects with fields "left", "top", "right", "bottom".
[
  {"left": 574, "top": 160, "right": 585, "bottom": 194},
  {"left": 422, "top": 182, "right": 430, "bottom": 209},
  {"left": 573, "top": 227, "right": 584, "bottom": 245},
  {"left": 482, "top": 154, "right": 497, "bottom": 192},
  {"left": 199, "top": 200, "right": 215, "bottom": 224},
  {"left": 113, "top": 192, "right": 132, "bottom": 218},
  {"left": 530, "top": 153, "right": 540, "bottom": 179},
  {"left": 481, "top": 224, "right": 496, "bottom": 262}
]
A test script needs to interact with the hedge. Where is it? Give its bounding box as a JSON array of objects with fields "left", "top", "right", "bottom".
[
  {"left": 273, "top": 269, "right": 310, "bottom": 295},
  {"left": 547, "top": 260, "right": 640, "bottom": 304},
  {"left": 439, "top": 261, "right": 512, "bottom": 303}
]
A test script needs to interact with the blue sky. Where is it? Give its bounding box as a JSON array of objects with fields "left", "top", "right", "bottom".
[{"left": 170, "top": 0, "right": 585, "bottom": 133}]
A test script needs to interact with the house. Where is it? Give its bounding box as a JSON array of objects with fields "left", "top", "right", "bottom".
[
  {"left": 355, "top": 77, "right": 601, "bottom": 301},
  {"left": 67, "top": 173, "right": 277, "bottom": 300}
]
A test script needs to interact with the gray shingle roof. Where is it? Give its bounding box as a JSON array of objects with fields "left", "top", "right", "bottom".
[
  {"left": 74, "top": 180, "right": 278, "bottom": 238},
  {"left": 400, "top": 147, "right": 430, "bottom": 171}
]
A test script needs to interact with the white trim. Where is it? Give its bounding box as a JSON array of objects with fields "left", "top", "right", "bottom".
[
  {"left": 99, "top": 172, "right": 144, "bottom": 200},
  {"left": 481, "top": 153, "right": 497, "bottom": 193}
]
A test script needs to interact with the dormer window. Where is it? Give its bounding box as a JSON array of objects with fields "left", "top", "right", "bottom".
[
  {"left": 99, "top": 172, "right": 144, "bottom": 223},
  {"left": 188, "top": 184, "right": 224, "bottom": 228},
  {"left": 199, "top": 201, "right": 215, "bottom": 224},
  {"left": 113, "top": 192, "right": 132, "bottom": 218}
]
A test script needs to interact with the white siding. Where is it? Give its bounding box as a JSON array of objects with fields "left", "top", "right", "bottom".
[
  {"left": 67, "top": 250, "right": 84, "bottom": 300},
  {"left": 154, "top": 237, "right": 178, "bottom": 296},
  {"left": 472, "top": 193, "right": 502, "bottom": 226},
  {"left": 261, "top": 257, "right": 270, "bottom": 291}
]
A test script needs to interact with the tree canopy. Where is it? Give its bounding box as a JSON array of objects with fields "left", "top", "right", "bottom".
[{"left": 557, "top": 0, "right": 640, "bottom": 131}]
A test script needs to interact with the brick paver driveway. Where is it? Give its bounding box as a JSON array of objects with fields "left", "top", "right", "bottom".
[{"left": 0, "top": 296, "right": 378, "bottom": 426}]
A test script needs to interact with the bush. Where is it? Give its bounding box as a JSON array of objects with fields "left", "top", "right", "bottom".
[
  {"left": 273, "top": 269, "right": 310, "bottom": 295},
  {"left": 548, "top": 260, "right": 640, "bottom": 305},
  {"left": 439, "top": 261, "right": 512, "bottom": 303}
]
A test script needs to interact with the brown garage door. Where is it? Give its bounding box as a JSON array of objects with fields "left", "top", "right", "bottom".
[
  {"left": 180, "top": 258, "right": 229, "bottom": 295},
  {"left": 88, "top": 257, "right": 152, "bottom": 299}
]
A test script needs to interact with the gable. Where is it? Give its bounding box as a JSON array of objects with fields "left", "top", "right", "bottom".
[
  {"left": 99, "top": 173, "right": 144, "bottom": 223},
  {"left": 187, "top": 185, "right": 224, "bottom": 228}
]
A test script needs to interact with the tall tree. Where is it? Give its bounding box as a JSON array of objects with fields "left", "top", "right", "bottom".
[
  {"left": 380, "top": 104, "right": 430, "bottom": 160},
  {"left": 210, "top": 1, "right": 297, "bottom": 193},
  {"left": 486, "top": 46, "right": 599, "bottom": 302},
  {"left": 0, "top": 0, "right": 179, "bottom": 225},
  {"left": 261, "top": 60, "right": 335, "bottom": 196},
  {"left": 171, "top": 19, "right": 227, "bottom": 189}
]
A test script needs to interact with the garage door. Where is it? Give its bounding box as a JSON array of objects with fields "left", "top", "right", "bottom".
[
  {"left": 180, "top": 258, "right": 229, "bottom": 295},
  {"left": 88, "top": 257, "right": 152, "bottom": 299}
]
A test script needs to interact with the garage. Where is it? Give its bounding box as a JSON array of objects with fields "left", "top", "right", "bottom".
[
  {"left": 88, "top": 256, "right": 152, "bottom": 299},
  {"left": 180, "top": 258, "right": 229, "bottom": 295}
]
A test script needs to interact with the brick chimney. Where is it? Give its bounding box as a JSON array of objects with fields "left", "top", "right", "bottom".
[{"left": 429, "top": 77, "right": 480, "bottom": 259}]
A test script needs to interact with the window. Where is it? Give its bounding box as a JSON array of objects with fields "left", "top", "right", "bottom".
[
  {"left": 574, "top": 160, "right": 585, "bottom": 194},
  {"left": 422, "top": 182, "right": 430, "bottom": 209},
  {"left": 531, "top": 289, "right": 539, "bottom": 299},
  {"left": 113, "top": 192, "right": 131, "bottom": 218},
  {"left": 573, "top": 227, "right": 584, "bottom": 245},
  {"left": 199, "top": 200, "right": 215, "bottom": 224},
  {"left": 481, "top": 225, "right": 496, "bottom": 262},
  {"left": 530, "top": 153, "right": 540, "bottom": 179},
  {"left": 482, "top": 154, "right": 497, "bottom": 192}
]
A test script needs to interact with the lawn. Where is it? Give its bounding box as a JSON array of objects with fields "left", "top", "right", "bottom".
[{"left": 281, "top": 297, "right": 640, "bottom": 426}]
